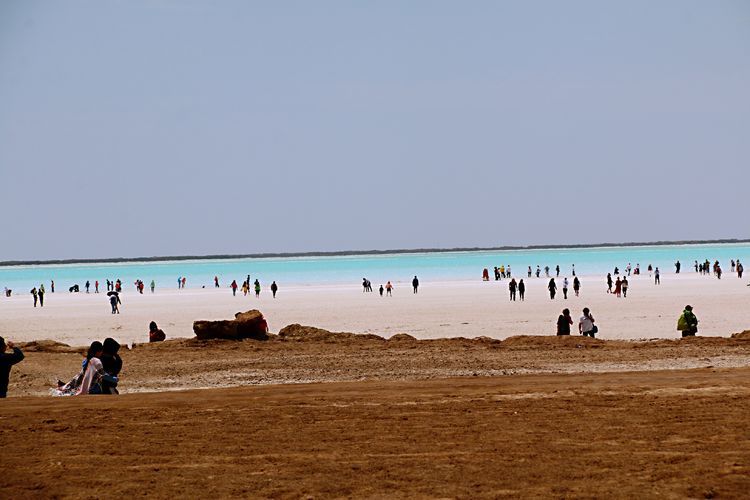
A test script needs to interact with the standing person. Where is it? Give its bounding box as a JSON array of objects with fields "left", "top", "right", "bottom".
[
  {"left": 181, "top": 277, "right": 186, "bottom": 289},
  {"left": 177, "top": 277, "right": 182, "bottom": 289},
  {"left": 386, "top": 281, "right": 393, "bottom": 296},
  {"left": 230, "top": 280, "right": 238, "bottom": 296},
  {"left": 95, "top": 280, "right": 99, "bottom": 293},
  {"left": 214, "top": 276, "right": 220, "bottom": 288},
  {"left": 150, "top": 280, "right": 155, "bottom": 293},
  {"left": 613, "top": 277, "right": 622, "bottom": 297},
  {"left": 412, "top": 276, "right": 419, "bottom": 294},
  {"left": 675, "top": 260, "right": 681, "bottom": 274},
  {"left": 518, "top": 279, "right": 525, "bottom": 301},
  {"left": 254, "top": 279, "right": 261, "bottom": 298},
  {"left": 363, "top": 278, "right": 369, "bottom": 292},
  {"left": 622, "top": 277, "right": 629, "bottom": 298},
  {"left": 536, "top": 266, "right": 541, "bottom": 278},
  {"left": 677, "top": 305, "right": 698, "bottom": 337},
  {"left": 85, "top": 280, "right": 90, "bottom": 293},
  {"left": 545, "top": 266, "right": 550, "bottom": 277},
  {"left": 562, "top": 277, "right": 569, "bottom": 299},
  {"left": 30, "top": 287, "right": 38, "bottom": 307},
  {"left": 548, "top": 278, "right": 557, "bottom": 300},
  {"left": 654, "top": 267, "right": 660, "bottom": 285},
  {"left": 556, "top": 308, "right": 573, "bottom": 336},
  {"left": 509, "top": 278, "right": 517, "bottom": 301},
  {"left": 271, "top": 281, "right": 278, "bottom": 298},
  {"left": 0, "top": 337, "right": 24, "bottom": 398},
  {"left": 579, "top": 308, "right": 597, "bottom": 338},
  {"left": 242, "top": 280, "right": 249, "bottom": 296},
  {"left": 482, "top": 268, "right": 490, "bottom": 281},
  {"left": 51, "top": 280, "right": 55, "bottom": 293},
  {"left": 738, "top": 261, "right": 744, "bottom": 279},
  {"left": 572, "top": 264, "right": 576, "bottom": 276},
  {"left": 555, "top": 265, "right": 560, "bottom": 277},
  {"left": 527, "top": 266, "right": 532, "bottom": 278},
  {"left": 38, "top": 285, "right": 45, "bottom": 307},
  {"left": 379, "top": 284, "right": 384, "bottom": 296},
  {"left": 573, "top": 276, "right": 581, "bottom": 297},
  {"left": 606, "top": 273, "right": 613, "bottom": 293}
]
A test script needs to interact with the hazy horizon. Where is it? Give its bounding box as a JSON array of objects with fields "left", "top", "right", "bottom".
[{"left": 1, "top": 1, "right": 748, "bottom": 261}]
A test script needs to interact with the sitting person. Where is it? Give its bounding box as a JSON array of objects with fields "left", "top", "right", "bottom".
[
  {"left": 100, "top": 338, "right": 122, "bottom": 395},
  {"left": 55, "top": 341, "right": 105, "bottom": 396},
  {"left": 149, "top": 321, "right": 166, "bottom": 342}
]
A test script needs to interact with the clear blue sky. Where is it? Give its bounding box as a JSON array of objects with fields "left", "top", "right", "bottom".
[{"left": 1, "top": 1, "right": 748, "bottom": 260}]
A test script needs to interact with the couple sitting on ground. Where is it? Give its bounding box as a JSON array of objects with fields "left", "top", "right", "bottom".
[{"left": 54, "top": 338, "right": 122, "bottom": 396}]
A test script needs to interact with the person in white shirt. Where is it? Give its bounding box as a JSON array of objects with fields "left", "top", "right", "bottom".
[{"left": 579, "top": 307, "right": 597, "bottom": 337}]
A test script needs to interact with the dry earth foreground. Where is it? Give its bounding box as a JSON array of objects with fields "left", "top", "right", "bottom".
[{"left": 2, "top": 325, "right": 750, "bottom": 498}]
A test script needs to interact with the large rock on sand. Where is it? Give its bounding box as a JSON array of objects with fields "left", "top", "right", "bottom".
[{"left": 193, "top": 310, "right": 269, "bottom": 341}]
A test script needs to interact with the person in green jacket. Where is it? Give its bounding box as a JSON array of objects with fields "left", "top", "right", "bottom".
[{"left": 679, "top": 305, "right": 698, "bottom": 337}]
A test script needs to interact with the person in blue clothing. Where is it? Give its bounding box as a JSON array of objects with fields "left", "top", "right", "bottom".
[{"left": 0, "top": 336, "right": 25, "bottom": 398}]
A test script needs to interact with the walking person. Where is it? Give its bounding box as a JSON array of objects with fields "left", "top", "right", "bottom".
[
  {"left": 386, "top": 281, "right": 393, "bottom": 296},
  {"left": 622, "top": 277, "right": 629, "bottom": 298},
  {"left": 579, "top": 308, "right": 597, "bottom": 338},
  {"left": 150, "top": 280, "right": 155, "bottom": 293},
  {"left": 231, "top": 280, "right": 238, "bottom": 296},
  {"left": 30, "top": 287, "right": 38, "bottom": 307},
  {"left": 51, "top": 280, "right": 55, "bottom": 293},
  {"left": 613, "top": 277, "right": 622, "bottom": 297},
  {"left": 562, "top": 277, "right": 569, "bottom": 299},
  {"left": 95, "top": 280, "right": 99, "bottom": 293},
  {"left": 254, "top": 279, "right": 261, "bottom": 298},
  {"left": 654, "top": 267, "right": 660, "bottom": 285},
  {"left": 412, "top": 276, "right": 419, "bottom": 294},
  {"left": 509, "top": 278, "right": 517, "bottom": 301},
  {"left": 556, "top": 265, "right": 560, "bottom": 277},
  {"left": 38, "top": 285, "right": 45, "bottom": 307},
  {"left": 518, "top": 279, "right": 525, "bottom": 301},
  {"left": 556, "top": 308, "right": 573, "bottom": 336},
  {"left": 0, "top": 337, "right": 24, "bottom": 398},
  {"left": 271, "top": 281, "right": 278, "bottom": 298},
  {"left": 606, "top": 273, "right": 613, "bottom": 293},
  {"left": 548, "top": 278, "right": 557, "bottom": 300},
  {"left": 573, "top": 276, "right": 580, "bottom": 297},
  {"left": 214, "top": 276, "right": 220, "bottom": 288},
  {"left": 85, "top": 280, "right": 90, "bottom": 293}
]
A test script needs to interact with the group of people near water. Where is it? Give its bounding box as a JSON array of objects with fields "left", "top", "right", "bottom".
[{"left": 362, "top": 278, "right": 414, "bottom": 296}]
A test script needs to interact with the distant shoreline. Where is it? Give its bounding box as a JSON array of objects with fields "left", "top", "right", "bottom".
[{"left": 1, "top": 238, "right": 748, "bottom": 268}]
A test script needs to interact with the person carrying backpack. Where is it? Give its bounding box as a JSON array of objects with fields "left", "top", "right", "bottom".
[{"left": 677, "top": 305, "right": 698, "bottom": 337}]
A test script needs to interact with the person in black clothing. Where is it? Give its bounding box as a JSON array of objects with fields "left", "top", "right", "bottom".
[
  {"left": 412, "top": 276, "right": 419, "bottom": 294},
  {"left": 555, "top": 265, "right": 560, "bottom": 277},
  {"left": 508, "top": 278, "right": 517, "bottom": 301},
  {"left": 0, "top": 336, "right": 24, "bottom": 398},
  {"left": 518, "top": 279, "right": 525, "bottom": 301},
  {"left": 548, "top": 278, "right": 557, "bottom": 299},
  {"left": 557, "top": 309, "right": 573, "bottom": 336},
  {"left": 100, "top": 338, "right": 122, "bottom": 395},
  {"left": 271, "top": 281, "right": 278, "bottom": 298}
]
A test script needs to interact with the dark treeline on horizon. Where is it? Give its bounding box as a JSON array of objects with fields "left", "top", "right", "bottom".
[{"left": 1, "top": 239, "right": 749, "bottom": 268}]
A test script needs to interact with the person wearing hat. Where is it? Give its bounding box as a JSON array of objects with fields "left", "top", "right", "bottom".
[
  {"left": 0, "top": 336, "right": 25, "bottom": 398},
  {"left": 678, "top": 305, "right": 699, "bottom": 337}
]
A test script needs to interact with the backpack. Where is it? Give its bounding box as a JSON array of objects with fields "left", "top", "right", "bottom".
[{"left": 677, "top": 313, "right": 688, "bottom": 331}]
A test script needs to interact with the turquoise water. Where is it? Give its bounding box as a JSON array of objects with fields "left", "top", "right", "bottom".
[{"left": 0, "top": 243, "right": 747, "bottom": 291}]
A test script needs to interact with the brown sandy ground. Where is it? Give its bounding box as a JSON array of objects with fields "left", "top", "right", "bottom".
[
  {"left": 8, "top": 326, "right": 750, "bottom": 396},
  {"left": 1, "top": 368, "right": 749, "bottom": 498}
]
